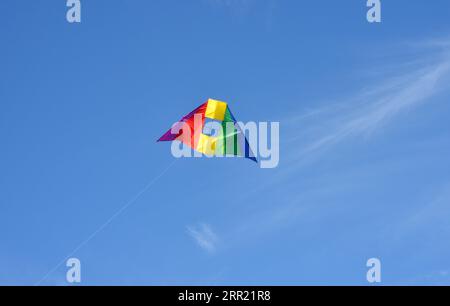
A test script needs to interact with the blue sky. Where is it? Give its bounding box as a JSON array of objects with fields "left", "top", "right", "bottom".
[{"left": 1, "top": 0, "right": 450, "bottom": 285}]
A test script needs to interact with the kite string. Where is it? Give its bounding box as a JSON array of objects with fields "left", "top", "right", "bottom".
[{"left": 34, "top": 159, "right": 178, "bottom": 286}]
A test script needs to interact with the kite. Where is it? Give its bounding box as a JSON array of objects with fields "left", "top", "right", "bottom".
[{"left": 158, "top": 98, "right": 257, "bottom": 162}]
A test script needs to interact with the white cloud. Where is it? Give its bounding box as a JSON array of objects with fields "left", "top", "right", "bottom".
[
  {"left": 390, "top": 182, "right": 450, "bottom": 240},
  {"left": 284, "top": 47, "right": 450, "bottom": 167},
  {"left": 187, "top": 223, "right": 219, "bottom": 254},
  {"left": 228, "top": 38, "right": 450, "bottom": 244}
]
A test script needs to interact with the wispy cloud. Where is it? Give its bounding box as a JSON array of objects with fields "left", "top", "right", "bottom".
[
  {"left": 391, "top": 182, "right": 450, "bottom": 240},
  {"left": 227, "top": 38, "right": 450, "bottom": 246},
  {"left": 284, "top": 45, "right": 450, "bottom": 167},
  {"left": 407, "top": 270, "right": 450, "bottom": 285},
  {"left": 187, "top": 223, "right": 219, "bottom": 254}
]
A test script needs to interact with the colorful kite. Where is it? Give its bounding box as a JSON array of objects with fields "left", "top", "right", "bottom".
[{"left": 158, "top": 99, "right": 257, "bottom": 162}]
